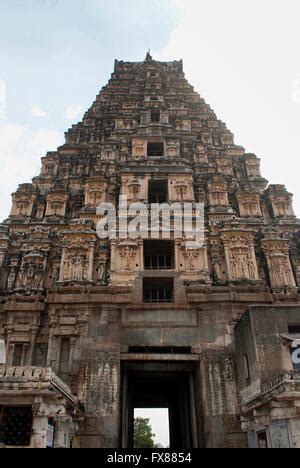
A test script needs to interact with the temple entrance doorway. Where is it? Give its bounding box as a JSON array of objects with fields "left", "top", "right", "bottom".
[{"left": 121, "top": 362, "right": 199, "bottom": 449}]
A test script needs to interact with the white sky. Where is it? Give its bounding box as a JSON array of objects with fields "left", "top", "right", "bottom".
[{"left": 135, "top": 409, "right": 170, "bottom": 448}]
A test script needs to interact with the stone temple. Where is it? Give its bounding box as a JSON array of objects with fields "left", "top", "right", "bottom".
[{"left": 1, "top": 53, "right": 300, "bottom": 449}]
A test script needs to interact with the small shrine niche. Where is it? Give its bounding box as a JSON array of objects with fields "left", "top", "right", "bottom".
[
  {"left": 266, "top": 185, "right": 295, "bottom": 219},
  {"left": 45, "top": 192, "right": 68, "bottom": 218},
  {"left": 85, "top": 181, "right": 108, "bottom": 208},
  {"left": 237, "top": 192, "right": 262, "bottom": 218},
  {"left": 208, "top": 182, "right": 229, "bottom": 207},
  {"left": 244, "top": 155, "right": 261, "bottom": 178},
  {"left": 10, "top": 185, "right": 36, "bottom": 218}
]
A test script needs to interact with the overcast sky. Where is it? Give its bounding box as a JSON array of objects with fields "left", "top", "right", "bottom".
[{"left": 1, "top": 0, "right": 300, "bottom": 221}]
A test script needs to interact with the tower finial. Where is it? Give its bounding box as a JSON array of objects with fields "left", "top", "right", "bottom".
[{"left": 145, "top": 49, "right": 153, "bottom": 62}]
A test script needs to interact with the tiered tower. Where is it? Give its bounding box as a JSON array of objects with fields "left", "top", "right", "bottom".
[{"left": 1, "top": 54, "right": 300, "bottom": 449}]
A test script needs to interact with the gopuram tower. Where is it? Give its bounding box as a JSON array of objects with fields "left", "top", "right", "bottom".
[{"left": 1, "top": 54, "right": 300, "bottom": 449}]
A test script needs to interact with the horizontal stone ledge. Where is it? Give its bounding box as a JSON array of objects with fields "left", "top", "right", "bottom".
[
  {"left": 120, "top": 353, "right": 200, "bottom": 361},
  {"left": 188, "top": 292, "right": 273, "bottom": 303},
  {"left": 45, "top": 293, "right": 132, "bottom": 304}
]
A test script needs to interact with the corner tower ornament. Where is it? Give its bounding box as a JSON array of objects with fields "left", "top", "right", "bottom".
[{"left": 0, "top": 56, "right": 300, "bottom": 450}]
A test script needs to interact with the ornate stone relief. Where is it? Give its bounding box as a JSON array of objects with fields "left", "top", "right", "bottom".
[
  {"left": 119, "top": 243, "right": 138, "bottom": 271},
  {"left": 16, "top": 252, "right": 47, "bottom": 291},
  {"left": 208, "top": 182, "right": 229, "bottom": 207},
  {"left": 46, "top": 193, "right": 68, "bottom": 218},
  {"left": 217, "top": 157, "right": 233, "bottom": 176},
  {"left": 85, "top": 182, "right": 107, "bottom": 208},
  {"left": 132, "top": 140, "right": 147, "bottom": 158},
  {"left": 166, "top": 140, "right": 180, "bottom": 157},
  {"left": 237, "top": 193, "right": 262, "bottom": 218},
  {"left": 11, "top": 194, "right": 35, "bottom": 218},
  {"left": 222, "top": 231, "right": 259, "bottom": 282},
  {"left": 244, "top": 156, "right": 261, "bottom": 178},
  {"left": 262, "top": 238, "right": 296, "bottom": 290}
]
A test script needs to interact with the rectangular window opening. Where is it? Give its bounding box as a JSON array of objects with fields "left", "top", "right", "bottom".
[
  {"left": 143, "top": 278, "right": 174, "bottom": 304},
  {"left": 151, "top": 111, "right": 160, "bottom": 123},
  {"left": 288, "top": 326, "right": 300, "bottom": 335},
  {"left": 147, "top": 142, "right": 164, "bottom": 157},
  {"left": 12, "top": 344, "right": 24, "bottom": 367},
  {"left": 144, "top": 240, "right": 174, "bottom": 270},
  {"left": 148, "top": 180, "right": 168, "bottom": 204},
  {"left": 1, "top": 406, "right": 32, "bottom": 447}
]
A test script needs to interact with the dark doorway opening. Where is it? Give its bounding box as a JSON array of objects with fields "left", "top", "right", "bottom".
[{"left": 122, "top": 362, "right": 199, "bottom": 449}]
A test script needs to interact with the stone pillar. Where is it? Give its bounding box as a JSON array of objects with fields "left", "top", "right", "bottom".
[
  {"left": 110, "top": 241, "right": 117, "bottom": 272},
  {"left": 87, "top": 242, "right": 95, "bottom": 282},
  {"left": 138, "top": 239, "right": 143, "bottom": 271},
  {"left": 31, "top": 415, "right": 49, "bottom": 448},
  {"left": 0, "top": 250, "right": 6, "bottom": 269},
  {"left": 175, "top": 240, "right": 180, "bottom": 271},
  {"left": 203, "top": 244, "right": 209, "bottom": 271},
  {"left": 54, "top": 415, "right": 72, "bottom": 449},
  {"left": 46, "top": 314, "right": 58, "bottom": 370},
  {"left": 0, "top": 249, "right": 6, "bottom": 289},
  {"left": 22, "top": 343, "right": 29, "bottom": 366},
  {"left": 59, "top": 246, "right": 67, "bottom": 282},
  {"left": 70, "top": 337, "right": 77, "bottom": 371},
  {"left": 27, "top": 327, "right": 39, "bottom": 366},
  {"left": 7, "top": 343, "right": 14, "bottom": 366}
]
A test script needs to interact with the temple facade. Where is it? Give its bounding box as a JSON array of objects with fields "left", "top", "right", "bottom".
[{"left": 1, "top": 54, "right": 300, "bottom": 448}]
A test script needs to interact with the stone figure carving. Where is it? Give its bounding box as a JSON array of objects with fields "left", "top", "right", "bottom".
[
  {"left": 119, "top": 246, "right": 137, "bottom": 271},
  {"left": 7, "top": 269, "right": 16, "bottom": 290},
  {"left": 212, "top": 255, "right": 223, "bottom": 284},
  {"left": 52, "top": 265, "right": 60, "bottom": 285},
  {"left": 71, "top": 256, "right": 86, "bottom": 281},
  {"left": 269, "top": 256, "right": 294, "bottom": 287},
  {"left": 225, "top": 236, "right": 258, "bottom": 281},
  {"left": 97, "top": 261, "right": 108, "bottom": 285},
  {"left": 17, "top": 259, "right": 45, "bottom": 291}
]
